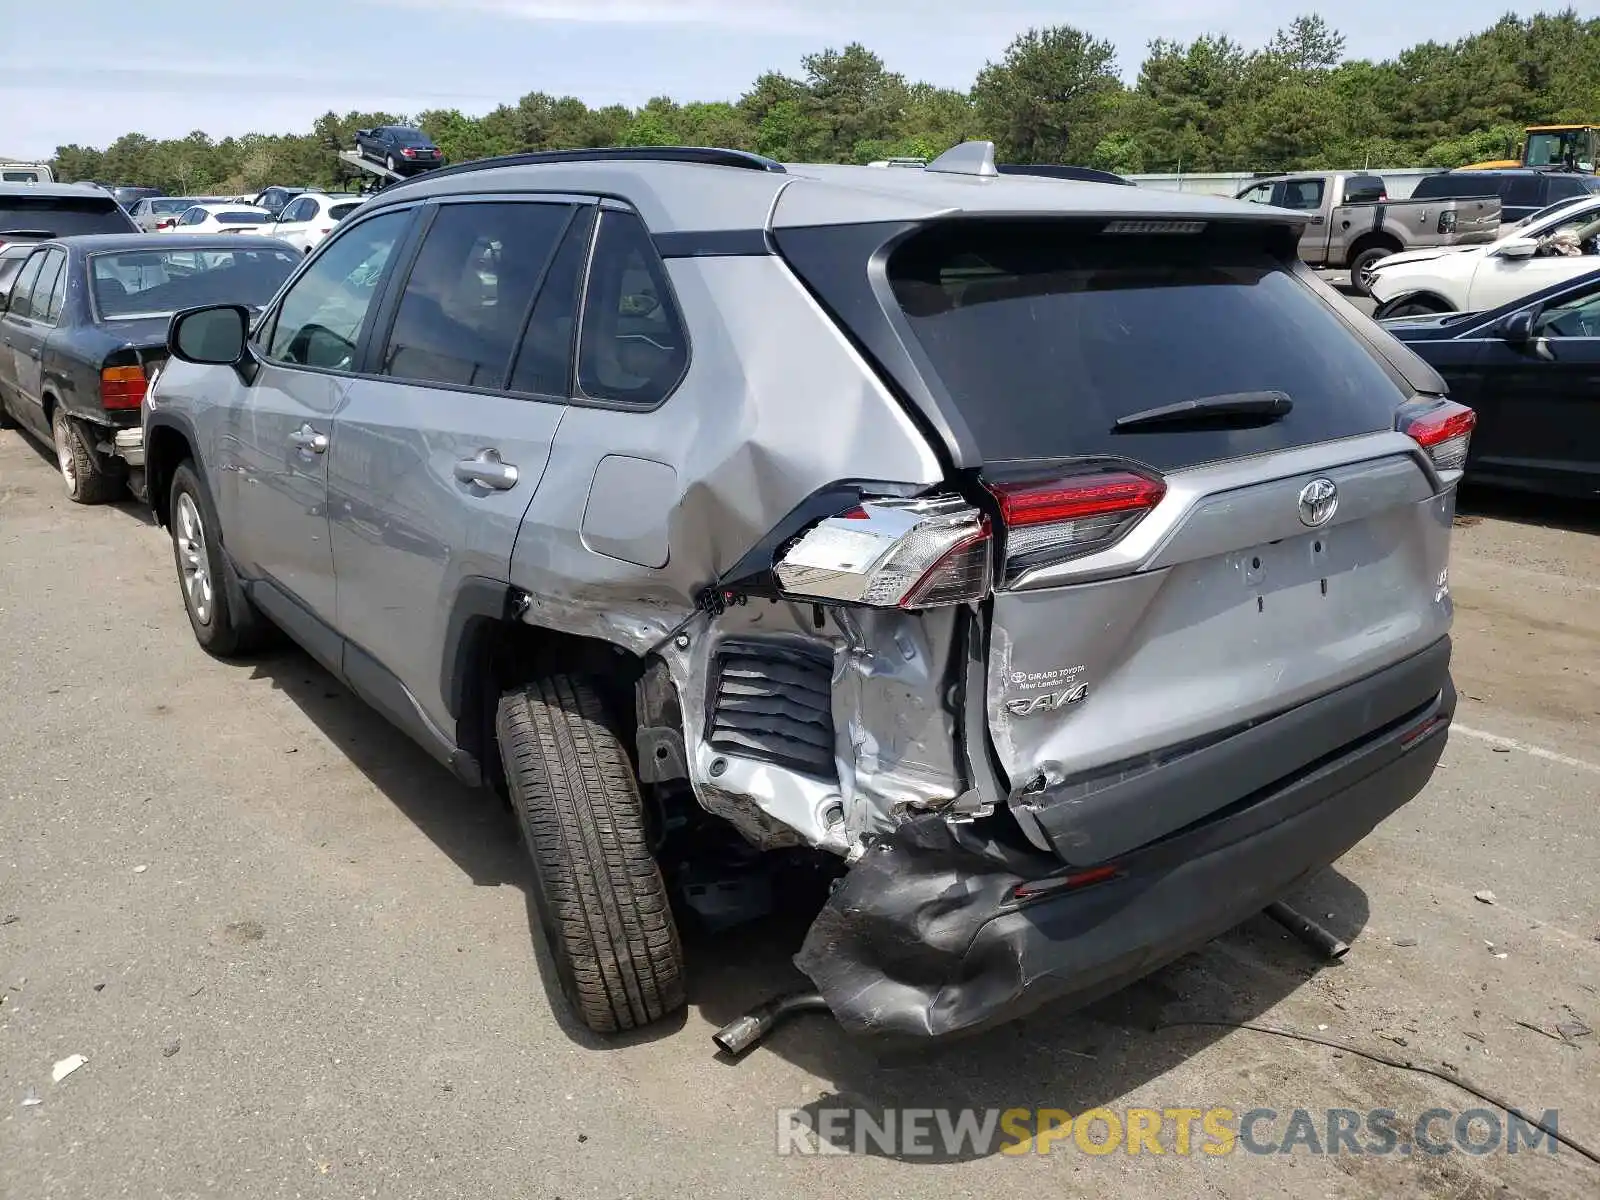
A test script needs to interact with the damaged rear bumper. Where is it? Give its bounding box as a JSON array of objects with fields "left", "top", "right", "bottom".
[{"left": 796, "top": 649, "right": 1456, "bottom": 1040}]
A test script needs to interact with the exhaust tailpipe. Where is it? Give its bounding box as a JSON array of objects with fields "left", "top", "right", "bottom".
[
  {"left": 713, "top": 991, "right": 830, "bottom": 1057},
  {"left": 1266, "top": 900, "right": 1350, "bottom": 961}
]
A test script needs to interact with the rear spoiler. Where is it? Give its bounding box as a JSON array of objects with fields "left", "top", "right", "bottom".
[{"left": 0, "top": 229, "right": 56, "bottom": 240}]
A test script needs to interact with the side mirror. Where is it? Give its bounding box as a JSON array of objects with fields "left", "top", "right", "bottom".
[
  {"left": 169, "top": 304, "right": 249, "bottom": 365},
  {"left": 1500, "top": 308, "right": 1537, "bottom": 343},
  {"left": 1498, "top": 237, "right": 1539, "bottom": 260}
]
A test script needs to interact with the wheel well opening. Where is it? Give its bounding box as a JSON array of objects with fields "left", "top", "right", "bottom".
[
  {"left": 1351, "top": 233, "right": 1403, "bottom": 258},
  {"left": 457, "top": 618, "right": 649, "bottom": 792},
  {"left": 41, "top": 391, "right": 57, "bottom": 425},
  {"left": 144, "top": 426, "right": 194, "bottom": 527}
]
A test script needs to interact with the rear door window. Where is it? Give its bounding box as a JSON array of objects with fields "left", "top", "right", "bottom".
[
  {"left": 1277, "top": 179, "right": 1325, "bottom": 211},
  {"left": 508, "top": 209, "right": 592, "bottom": 396},
  {"left": 0, "top": 195, "right": 133, "bottom": 236},
  {"left": 5, "top": 251, "right": 46, "bottom": 319},
  {"left": 1412, "top": 174, "right": 1497, "bottom": 200},
  {"left": 378, "top": 200, "right": 575, "bottom": 390},
  {"left": 34, "top": 250, "right": 67, "bottom": 322},
  {"left": 886, "top": 219, "right": 1409, "bottom": 471},
  {"left": 1498, "top": 176, "right": 1543, "bottom": 209}
]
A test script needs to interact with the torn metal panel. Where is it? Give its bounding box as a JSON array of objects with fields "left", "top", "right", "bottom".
[
  {"left": 833, "top": 606, "right": 966, "bottom": 830},
  {"left": 650, "top": 596, "right": 969, "bottom": 855}
]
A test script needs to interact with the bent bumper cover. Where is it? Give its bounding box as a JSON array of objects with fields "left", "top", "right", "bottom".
[{"left": 796, "top": 644, "right": 1455, "bottom": 1040}]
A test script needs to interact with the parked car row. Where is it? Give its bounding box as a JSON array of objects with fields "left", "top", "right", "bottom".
[
  {"left": 0, "top": 187, "right": 302, "bottom": 500},
  {"left": 1236, "top": 170, "right": 1503, "bottom": 295}
]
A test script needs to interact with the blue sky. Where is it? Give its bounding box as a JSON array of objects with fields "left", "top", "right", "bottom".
[{"left": 2, "top": 1, "right": 1592, "bottom": 158}]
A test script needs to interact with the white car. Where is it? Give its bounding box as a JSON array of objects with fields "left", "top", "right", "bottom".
[
  {"left": 168, "top": 204, "right": 274, "bottom": 236},
  {"left": 1370, "top": 194, "right": 1600, "bottom": 317},
  {"left": 265, "top": 192, "right": 363, "bottom": 253}
]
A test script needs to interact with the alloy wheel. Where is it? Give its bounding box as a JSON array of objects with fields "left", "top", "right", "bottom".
[{"left": 175, "top": 491, "right": 214, "bottom": 626}]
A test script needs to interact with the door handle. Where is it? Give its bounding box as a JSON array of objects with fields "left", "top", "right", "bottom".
[
  {"left": 1310, "top": 215, "right": 1325, "bottom": 225},
  {"left": 454, "top": 448, "right": 519, "bottom": 491},
  {"left": 27, "top": 347, "right": 40, "bottom": 359},
  {"left": 289, "top": 423, "right": 328, "bottom": 453}
]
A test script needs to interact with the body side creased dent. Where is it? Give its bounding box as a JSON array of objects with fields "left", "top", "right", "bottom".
[{"left": 506, "top": 250, "right": 953, "bottom": 854}]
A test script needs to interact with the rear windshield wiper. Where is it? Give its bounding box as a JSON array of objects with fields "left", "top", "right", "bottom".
[{"left": 1113, "top": 390, "right": 1293, "bottom": 432}]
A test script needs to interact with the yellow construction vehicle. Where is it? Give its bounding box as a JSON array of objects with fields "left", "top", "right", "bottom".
[{"left": 1462, "top": 124, "right": 1597, "bottom": 172}]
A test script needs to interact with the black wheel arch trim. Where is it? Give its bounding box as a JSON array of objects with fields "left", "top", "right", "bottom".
[
  {"left": 1372, "top": 290, "right": 1456, "bottom": 318},
  {"left": 143, "top": 409, "right": 205, "bottom": 524}
]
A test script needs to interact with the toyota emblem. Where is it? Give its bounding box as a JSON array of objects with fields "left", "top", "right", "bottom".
[{"left": 1298, "top": 478, "right": 1339, "bottom": 527}]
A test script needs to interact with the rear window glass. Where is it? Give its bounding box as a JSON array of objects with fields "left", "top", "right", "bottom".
[
  {"left": 217, "top": 211, "right": 270, "bottom": 225},
  {"left": 887, "top": 220, "right": 1408, "bottom": 471},
  {"left": 0, "top": 195, "right": 133, "bottom": 237},
  {"left": 91, "top": 246, "right": 299, "bottom": 319},
  {"left": 152, "top": 198, "right": 197, "bottom": 214},
  {"left": 329, "top": 202, "right": 360, "bottom": 221},
  {"left": 1411, "top": 174, "right": 1498, "bottom": 200},
  {"left": 1342, "top": 175, "right": 1386, "bottom": 203}
]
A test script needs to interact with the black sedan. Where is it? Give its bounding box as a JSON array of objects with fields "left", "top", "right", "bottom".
[
  {"left": 354, "top": 125, "right": 444, "bottom": 176},
  {"left": 0, "top": 233, "right": 300, "bottom": 504},
  {"left": 1380, "top": 266, "right": 1600, "bottom": 498}
]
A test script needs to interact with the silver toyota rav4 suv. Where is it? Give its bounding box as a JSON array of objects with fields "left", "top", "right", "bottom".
[{"left": 143, "top": 142, "right": 1470, "bottom": 1044}]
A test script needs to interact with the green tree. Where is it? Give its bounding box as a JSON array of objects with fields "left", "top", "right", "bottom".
[
  {"left": 974, "top": 26, "right": 1123, "bottom": 164},
  {"left": 796, "top": 44, "right": 909, "bottom": 162}
]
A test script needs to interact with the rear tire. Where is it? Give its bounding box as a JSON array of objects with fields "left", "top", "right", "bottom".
[
  {"left": 0, "top": 392, "right": 15, "bottom": 430},
  {"left": 386, "top": 155, "right": 397, "bottom": 174},
  {"left": 52, "top": 410, "right": 122, "bottom": 504},
  {"left": 168, "top": 460, "right": 269, "bottom": 657},
  {"left": 496, "top": 675, "right": 685, "bottom": 1034},
  {"left": 1349, "top": 246, "right": 1395, "bottom": 297}
]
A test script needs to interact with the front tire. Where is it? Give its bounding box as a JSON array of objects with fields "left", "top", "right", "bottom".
[
  {"left": 52, "top": 410, "right": 121, "bottom": 504},
  {"left": 168, "top": 460, "right": 268, "bottom": 657},
  {"left": 497, "top": 675, "right": 685, "bottom": 1034}
]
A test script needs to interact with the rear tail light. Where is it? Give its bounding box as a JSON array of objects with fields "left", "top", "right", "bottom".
[
  {"left": 1397, "top": 397, "right": 1476, "bottom": 472},
  {"left": 402, "top": 147, "right": 417, "bottom": 157},
  {"left": 774, "top": 496, "right": 992, "bottom": 609},
  {"left": 1438, "top": 210, "right": 1458, "bottom": 234},
  {"left": 100, "top": 365, "right": 146, "bottom": 410},
  {"left": 988, "top": 467, "right": 1166, "bottom": 567}
]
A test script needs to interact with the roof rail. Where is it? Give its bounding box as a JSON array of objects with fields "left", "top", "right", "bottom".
[
  {"left": 925, "top": 140, "right": 999, "bottom": 178},
  {"left": 383, "top": 145, "right": 787, "bottom": 191}
]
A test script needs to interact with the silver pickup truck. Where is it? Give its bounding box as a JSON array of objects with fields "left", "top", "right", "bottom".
[{"left": 1236, "top": 172, "right": 1502, "bottom": 296}]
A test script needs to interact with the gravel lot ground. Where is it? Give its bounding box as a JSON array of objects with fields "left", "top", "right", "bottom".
[{"left": 2, "top": 399, "right": 1597, "bottom": 1197}]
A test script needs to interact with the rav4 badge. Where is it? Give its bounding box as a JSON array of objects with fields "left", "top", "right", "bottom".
[{"left": 1006, "top": 683, "right": 1090, "bottom": 717}]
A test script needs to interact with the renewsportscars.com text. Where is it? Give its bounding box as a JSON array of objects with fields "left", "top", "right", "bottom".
[{"left": 775, "top": 1105, "right": 1561, "bottom": 1158}]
